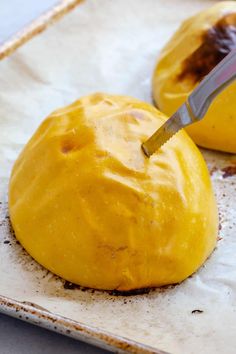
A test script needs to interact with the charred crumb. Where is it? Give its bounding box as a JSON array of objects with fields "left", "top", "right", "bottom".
[
  {"left": 63, "top": 281, "right": 90, "bottom": 292},
  {"left": 3, "top": 240, "right": 10, "bottom": 244},
  {"left": 219, "top": 223, "right": 222, "bottom": 231},
  {"left": 178, "top": 13, "right": 236, "bottom": 83},
  {"left": 192, "top": 309, "right": 204, "bottom": 314},
  {"left": 217, "top": 236, "right": 223, "bottom": 241},
  {"left": 210, "top": 166, "right": 218, "bottom": 175},
  {"left": 63, "top": 281, "right": 79, "bottom": 290},
  {"left": 219, "top": 213, "right": 223, "bottom": 224},
  {"left": 81, "top": 287, "right": 87, "bottom": 292},
  {"left": 221, "top": 165, "right": 236, "bottom": 178}
]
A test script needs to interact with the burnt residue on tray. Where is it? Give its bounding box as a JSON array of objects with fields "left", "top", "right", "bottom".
[
  {"left": 107, "top": 288, "right": 153, "bottom": 296},
  {"left": 210, "top": 166, "right": 218, "bottom": 176},
  {"left": 221, "top": 165, "right": 236, "bottom": 178},
  {"left": 192, "top": 309, "right": 204, "bottom": 314},
  {"left": 63, "top": 280, "right": 178, "bottom": 297},
  {"left": 63, "top": 281, "right": 97, "bottom": 293},
  {"left": 63, "top": 281, "right": 79, "bottom": 290},
  {"left": 1, "top": 214, "right": 20, "bottom": 247},
  {"left": 178, "top": 13, "right": 236, "bottom": 83},
  {"left": 63, "top": 280, "right": 154, "bottom": 296}
]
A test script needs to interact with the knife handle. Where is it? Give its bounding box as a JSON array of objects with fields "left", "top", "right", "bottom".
[{"left": 188, "top": 47, "right": 236, "bottom": 119}]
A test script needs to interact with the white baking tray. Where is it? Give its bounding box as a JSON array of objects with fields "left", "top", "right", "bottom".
[{"left": 0, "top": 1, "right": 236, "bottom": 353}]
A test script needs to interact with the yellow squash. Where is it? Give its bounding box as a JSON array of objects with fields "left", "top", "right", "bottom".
[
  {"left": 9, "top": 93, "right": 218, "bottom": 291},
  {"left": 153, "top": 1, "right": 236, "bottom": 153}
]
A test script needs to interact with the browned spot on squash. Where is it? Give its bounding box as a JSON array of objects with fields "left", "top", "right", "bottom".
[
  {"left": 61, "top": 140, "right": 75, "bottom": 154},
  {"left": 178, "top": 13, "right": 236, "bottom": 83}
]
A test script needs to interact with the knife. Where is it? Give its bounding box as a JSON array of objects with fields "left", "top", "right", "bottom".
[{"left": 142, "top": 47, "right": 236, "bottom": 157}]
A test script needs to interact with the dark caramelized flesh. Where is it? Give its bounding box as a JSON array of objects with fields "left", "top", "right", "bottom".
[{"left": 178, "top": 13, "right": 236, "bottom": 83}]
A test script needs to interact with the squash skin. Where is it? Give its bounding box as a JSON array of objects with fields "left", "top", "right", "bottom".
[
  {"left": 153, "top": 1, "right": 236, "bottom": 153},
  {"left": 9, "top": 93, "right": 218, "bottom": 291}
]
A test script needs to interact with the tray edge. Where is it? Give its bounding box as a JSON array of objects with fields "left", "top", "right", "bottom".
[
  {"left": 0, "top": 294, "right": 169, "bottom": 354},
  {"left": 0, "top": 0, "right": 83, "bottom": 60}
]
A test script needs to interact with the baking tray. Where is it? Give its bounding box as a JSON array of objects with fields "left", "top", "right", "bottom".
[{"left": 0, "top": 1, "right": 236, "bottom": 353}]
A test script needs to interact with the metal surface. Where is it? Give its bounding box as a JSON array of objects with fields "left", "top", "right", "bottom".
[
  {"left": 0, "top": 292, "right": 164, "bottom": 354},
  {"left": 0, "top": 0, "right": 83, "bottom": 60},
  {"left": 189, "top": 46, "right": 236, "bottom": 119},
  {"left": 142, "top": 103, "right": 194, "bottom": 156},
  {"left": 0, "top": 313, "right": 105, "bottom": 354},
  {"left": 0, "top": 1, "right": 235, "bottom": 354},
  {"left": 142, "top": 47, "right": 236, "bottom": 156}
]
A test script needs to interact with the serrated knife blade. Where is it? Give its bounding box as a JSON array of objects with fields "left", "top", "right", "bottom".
[{"left": 142, "top": 47, "right": 236, "bottom": 157}]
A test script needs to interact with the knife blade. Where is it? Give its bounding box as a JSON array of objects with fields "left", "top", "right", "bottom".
[{"left": 142, "top": 47, "right": 236, "bottom": 157}]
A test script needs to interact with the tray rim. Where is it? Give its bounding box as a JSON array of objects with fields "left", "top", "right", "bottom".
[
  {"left": 0, "top": 2, "right": 171, "bottom": 352},
  {"left": 0, "top": 0, "right": 83, "bottom": 60},
  {"left": 0, "top": 293, "right": 168, "bottom": 354}
]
